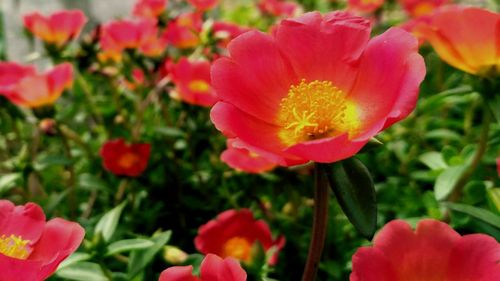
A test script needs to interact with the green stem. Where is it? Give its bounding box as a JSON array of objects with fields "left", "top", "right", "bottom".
[
  {"left": 448, "top": 103, "right": 491, "bottom": 202},
  {"left": 301, "top": 164, "right": 330, "bottom": 281},
  {"left": 76, "top": 73, "right": 104, "bottom": 125},
  {"left": 115, "top": 179, "right": 129, "bottom": 204},
  {"left": 57, "top": 125, "right": 76, "bottom": 218}
]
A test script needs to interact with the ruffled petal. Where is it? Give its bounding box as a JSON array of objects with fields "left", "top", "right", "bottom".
[
  {"left": 350, "top": 247, "right": 398, "bottom": 281},
  {"left": 0, "top": 202, "right": 46, "bottom": 243},
  {"left": 159, "top": 265, "right": 198, "bottom": 281}
]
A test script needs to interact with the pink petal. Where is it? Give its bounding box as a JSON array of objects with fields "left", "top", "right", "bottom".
[
  {"left": 0, "top": 202, "right": 46, "bottom": 243},
  {"left": 159, "top": 265, "right": 198, "bottom": 281}
]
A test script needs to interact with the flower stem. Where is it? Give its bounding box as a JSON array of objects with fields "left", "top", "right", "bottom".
[
  {"left": 448, "top": 102, "right": 491, "bottom": 202},
  {"left": 301, "top": 163, "right": 329, "bottom": 281}
]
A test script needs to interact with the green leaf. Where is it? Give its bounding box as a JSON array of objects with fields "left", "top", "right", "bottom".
[
  {"left": 419, "top": 152, "right": 448, "bottom": 170},
  {"left": 106, "top": 239, "right": 155, "bottom": 256},
  {"left": 154, "top": 126, "right": 186, "bottom": 138},
  {"left": 487, "top": 188, "right": 500, "bottom": 213},
  {"left": 57, "top": 252, "right": 92, "bottom": 270},
  {"left": 443, "top": 202, "right": 500, "bottom": 229},
  {"left": 56, "top": 262, "right": 108, "bottom": 281},
  {"left": 0, "top": 173, "right": 21, "bottom": 194},
  {"left": 434, "top": 165, "right": 467, "bottom": 201},
  {"left": 127, "top": 230, "right": 172, "bottom": 279},
  {"left": 95, "top": 202, "right": 127, "bottom": 242},
  {"left": 324, "top": 158, "right": 377, "bottom": 239}
]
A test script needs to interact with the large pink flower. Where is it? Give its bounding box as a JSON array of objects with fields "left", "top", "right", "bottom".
[
  {"left": 210, "top": 12, "right": 425, "bottom": 166},
  {"left": 0, "top": 62, "right": 73, "bottom": 108},
  {"left": 350, "top": 219, "right": 500, "bottom": 281},
  {"left": 23, "top": 10, "right": 87, "bottom": 46},
  {"left": 0, "top": 200, "right": 85, "bottom": 281},
  {"left": 159, "top": 254, "right": 247, "bottom": 281}
]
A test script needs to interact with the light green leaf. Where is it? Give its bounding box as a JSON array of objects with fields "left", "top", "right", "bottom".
[
  {"left": 434, "top": 165, "right": 467, "bottom": 201},
  {"left": 57, "top": 252, "right": 92, "bottom": 270},
  {"left": 95, "top": 202, "right": 127, "bottom": 242},
  {"left": 0, "top": 173, "right": 21, "bottom": 193},
  {"left": 443, "top": 202, "right": 500, "bottom": 229},
  {"left": 127, "top": 230, "right": 172, "bottom": 279},
  {"left": 419, "top": 152, "right": 448, "bottom": 170},
  {"left": 56, "top": 262, "right": 108, "bottom": 281},
  {"left": 106, "top": 239, "right": 155, "bottom": 256}
]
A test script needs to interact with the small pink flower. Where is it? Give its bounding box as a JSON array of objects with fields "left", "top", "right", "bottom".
[
  {"left": 257, "top": 0, "right": 300, "bottom": 17},
  {"left": 221, "top": 139, "right": 277, "bottom": 174},
  {"left": 350, "top": 219, "right": 500, "bottom": 281},
  {"left": 162, "top": 12, "right": 203, "bottom": 49},
  {"left": 23, "top": 10, "right": 87, "bottom": 46},
  {"left": 0, "top": 200, "right": 85, "bottom": 281},
  {"left": 187, "top": 0, "right": 220, "bottom": 11},
  {"left": 133, "top": 0, "right": 168, "bottom": 19},
  {"left": 159, "top": 254, "right": 247, "bottom": 281}
]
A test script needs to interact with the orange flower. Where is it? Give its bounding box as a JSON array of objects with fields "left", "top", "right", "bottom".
[
  {"left": 162, "top": 12, "right": 202, "bottom": 49},
  {"left": 187, "top": 0, "right": 219, "bottom": 11},
  {"left": 0, "top": 62, "right": 73, "bottom": 108},
  {"left": 23, "top": 10, "right": 87, "bottom": 46},
  {"left": 100, "top": 19, "right": 167, "bottom": 58},
  {"left": 348, "top": 0, "right": 384, "bottom": 14},
  {"left": 415, "top": 5, "right": 499, "bottom": 76},
  {"left": 133, "top": 0, "right": 168, "bottom": 19},
  {"left": 221, "top": 139, "right": 277, "bottom": 173},
  {"left": 195, "top": 209, "right": 285, "bottom": 265},
  {"left": 167, "top": 57, "right": 218, "bottom": 107},
  {"left": 100, "top": 139, "right": 151, "bottom": 177},
  {"left": 351, "top": 219, "right": 500, "bottom": 281},
  {"left": 210, "top": 12, "right": 425, "bottom": 165},
  {"left": 397, "top": 0, "right": 449, "bottom": 17}
]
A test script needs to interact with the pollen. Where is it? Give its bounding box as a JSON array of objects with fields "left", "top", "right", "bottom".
[
  {"left": 277, "top": 79, "right": 359, "bottom": 146},
  {"left": 0, "top": 234, "right": 31, "bottom": 260},
  {"left": 188, "top": 80, "right": 210, "bottom": 93},
  {"left": 222, "top": 237, "right": 252, "bottom": 262},
  {"left": 118, "top": 152, "right": 139, "bottom": 169}
]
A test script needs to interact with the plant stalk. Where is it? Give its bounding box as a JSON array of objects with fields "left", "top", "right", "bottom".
[{"left": 301, "top": 163, "right": 330, "bottom": 281}]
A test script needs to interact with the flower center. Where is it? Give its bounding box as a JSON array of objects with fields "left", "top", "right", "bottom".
[
  {"left": 188, "top": 80, "right": 210, "bottom": 93},
  {"left": 413, "top": 3, "right": 435, "bottom": 17},
  {"left": 0, "top": 234, "right": 31, "bottom": 259},
  {"left": 277, "top": 79, "right": 359, "bottom": 146},
  {"left": 119, "top": 152, "right": 139, "bottom": 169},
  {"left": 222, "top": 237, "right": 252, "bottom": 261}
]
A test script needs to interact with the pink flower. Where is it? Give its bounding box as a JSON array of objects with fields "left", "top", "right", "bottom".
[
  {"left": 23, "top": 10, "right": 87, "bottom": 46},
  {"left": 133, "top": 0, "right": 168, "bottom": 19},
  {"left": 162, "top": 12, "right": 203, "bottom": 49},
  {"left": 195, "top": 209, "right": 285, "bottom": 265},
  {"left": 347, "top": 0, "right": 385, "bottom": 14},
  {"left": 350, "top": 219, "right": 500, "bottom": 281},
  {"left": 257, "top": 0, "right": 300, "bottom": 17},
  {"left": 187, "top": 0, "right": 220, "bottom": 11},
  {"left": 159, "top": 254, "right": 247, "bottom": 281},
  {"left": 221, "top": 139, "right": 277, "bottom": 173},
  {"left": 210, "top": 12, "right": 425, "bottom": 165},
  {"left": 0, "top": 62, "right": 73, "bottom": 108},
  {"left": 0, "top": 200, "right": 85, "bottom": 281},
  {"left": 167, "top": 57, "right": 218, "bottom": 107},
  {"left": 397, "top": 0, "right": 449, "bottom": 18}
]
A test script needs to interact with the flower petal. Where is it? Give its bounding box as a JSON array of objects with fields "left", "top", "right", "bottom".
[
  {"left": 159, "top": 265, "right": 198, "bottom": 281},
  {"left": 0, "top": 201, "right": 46, "bottom": 243}
]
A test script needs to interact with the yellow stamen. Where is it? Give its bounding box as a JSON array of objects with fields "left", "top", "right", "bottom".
[
  {"left": 188, "top": 80, "right": 210, "bottom": 93},
  {"left": 277, "top": 79, "right": 359, "bottom": 146},
  {"left": 222, "top": 237, "right": 252, "bottom": 262},
  {"left": 0, "top": 234, "right": 31, "bottom": 259},
  {"left": 118, "top": 153, "right": 139, "bottom": 169}
]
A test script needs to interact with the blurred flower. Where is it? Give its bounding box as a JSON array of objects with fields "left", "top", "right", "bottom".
[
  {"left": 347, "top": 0, "right": 384, "bottom": 14},
  {"left": 133, "top": 0, "right": 168, "bottom": 19},
  {"left": 100, "top": 19, "right": 167, "bottom": 59},
  {"left": 123, "top": 68, "right": 146, "bottom": 90},
  {"left": 221, "top": 139, "right": 277, "bottom": 173},
  {"left": 0, "top": 200, "right": 84, "bottom": 281},
  {"left": 258, "top": 0, "right": 300, "bottom": 17},
  {"left": 210, "top": 12, "right": 425, "bottom": 166},
  {"left": 0, "top": 62, "right": 73, "bottom": 108},
  {"left": 167, "top": 57, "right": 218, "bottom": 107},
  {"left": 159, "top": 254, "right": 247, "bottom": 281},
  {"left": 414, "top": 5, "right": 499, "bottom": 76},
  {"left": 38, "top": 118, "right": 57, "bottom": 135},
  {"left": 188, "top": 0, "right": 219, "bottom": 11},
  {"left": 23, "top": 10, "right": 87, "bottom": 47},
  {"left": 163, "top": 245, "right": 189, "bottom": 265},
  {"left": 195, "top": 209, "right": 285, "bottom": 265},
  {"left": 162, "top": 12, "right": 203, "bottom": 49},
  {"left": 100, "top": 138, "right": 151, "bottom": 177},
  {"left": 350, "top": 219, "right": 500, "bottom": 281},
  {"left": 399, "top": 15, "right": 431, "bottom": 45},
  {"left": 497, "top": 158, "right": 500, "bottom": 177},
  {"left": 212, "top": 21, "right": 250, "bottom": 48},
  {"left": 397, "top": 0, "right": 449, "bottom": 17}
]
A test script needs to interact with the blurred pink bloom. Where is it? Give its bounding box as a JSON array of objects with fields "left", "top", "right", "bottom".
[
  {"left": 347, "top": 0, "right": 384, "bottom": 14},
  {"left": 351, "top": 219, "right": 500, "bottom": 281},
  {"left": 0, "top": 62, "right": 73, "bottom": 108},
  {"left": 257, "top": 0, "right": 300, "bottom": 17},
  {"left": 162, "top": 12, "right": 203, "bottom": 49},
  {"left": 23, "top": 10, "right": 87, "bottom": 46},
  {"left": 398, "top": 0, "right": 449, "bottom": 17},
  {"left": 221, "top": 139, "right": 277, "bottom": 173},
  {"left": 133, "top": 0, "right": 168, "bottom": 18},
  {"left": 188, "top": 0, "right": 220, "bottom": 11}
]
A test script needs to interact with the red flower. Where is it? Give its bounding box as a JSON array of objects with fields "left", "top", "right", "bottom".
[
  {"left": 497, "top": 158, "right": 500, "bottom": 177},
  {"left": 0, "top": 62, "right": 73, "bottom": 108},
  {"left": 168, "top": 57, "right": 218, "bottom": 107},
  {"left": 347, "top": 0, "right": 384, "bottom": 14},
  {"left": 0, "top": 200, "right": 84, "bottom": 281},
  {"left": 210, "top": 12, "right": 425, "bottom": 165},
  {"left": 257, "top": 0, "right": 300, "bottom": 17},
  {"left": 23, "top": 10, "right": 87, "bottom": 46},
  {"left": 221, "top": 139, "right": 277, "bottom": 174},
  {"left": 195, "top": 209, "right": 285, "bottom": 265},
  {"left": 187, "top": 0, "right": 219, "bottom": 11},
  {"left": 350, "top": 219, "right": 500, "bottom": 281},
  {"left": 133, "top": 0, "right": 168, "bottom": 19},
  {"left": 100, "top": 19, "right": 167, "bottom": 59},
  {"left": 414, "top": 5, "right": 499, "bottom": 76},
  {"left": 397, "top": 0, "right": 449, "bottom": 17},
  {"left": 100, "top": 139, "right": 151, "bottom": 177},
  {"left": 159, "top": 254, "right": 247, "bottom": 281},
  {"left": 162, "top": 12, "right": 203, "bottom": 49}
]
